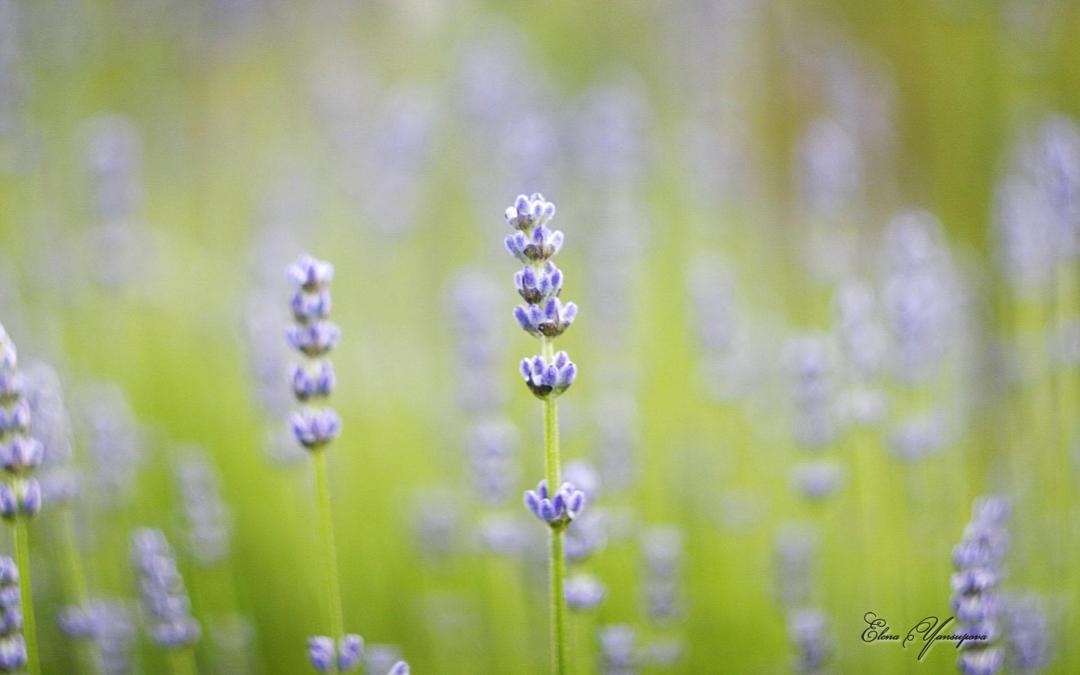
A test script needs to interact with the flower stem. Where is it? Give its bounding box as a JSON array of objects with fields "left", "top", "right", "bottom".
[
  {"left": 167, "top": 647, "right": 199, "bottom": 675},
  {"left": 542, "top": 337, "right": 567, "bottom": 675},
  {"left": 59, "top": 507, "right": 100, "bottom": 674},
  {"left": 14, "top": 515, "right": 40, "bottom": 675},
  {"left": 313, "top": 448, "right": 345, "bottom": 670}
]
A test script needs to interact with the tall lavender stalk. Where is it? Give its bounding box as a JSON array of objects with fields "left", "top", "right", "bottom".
[
  {"left": 0, "top": 325, "right": 42, "bottom": 675},
  {"left": 285, "top": 255, "right": 366, "bottom": 674},
  {"left": 505, "top": 194, "right": 584, "bottom": 674}
]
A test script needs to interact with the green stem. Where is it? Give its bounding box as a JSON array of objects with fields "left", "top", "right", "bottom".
[
  {"left": 167, "top": 647, "right": 199, "bottom": 675},
  {"left": 14, "top": 515, "right": 40, "bottom": 675},
  {"left": 59, "top": 507, "right": 100, "bottom": 674},
  {"left": 542, "top": 334, "right": 567, "bottom": 675},
  {"left": 313, "top": 449, "right": 345, "bottom": 670}
]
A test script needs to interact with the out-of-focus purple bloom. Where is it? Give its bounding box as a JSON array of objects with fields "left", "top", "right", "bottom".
[
  {"left": 565, "top": 574, "right": 606, "bottom": 611},
  {"left": 466, "top": 419, "right": 519, "bottom": 506},
  {"left": 308, "top": 636, "right": 335, "bottom": 672},
  {"left": 784, "top": 334, "right": 835, "bottom": 450},
  {"left": 523, "top": 479, "right": 586, "bottom": 528},
  {"left": 337, "top": 634, "right": 364, "bottom": 671},
  {"left": 77, "top": 382, "right": 141, "bottom": 508},
  {"left": 774, "top": 523, "right": 818, "bottom": 608},
  {"left": 788, "top": 608, "right": 833, "bottom": 673},
  {"left": 23, "top": 361, "right": 79, "bottom": 505},
  {"left": 0, "top": 556, "right": 25, "bottom": 671},
  {"left": 175, "top": 448, "right": 233, "bottom": 566},
  {"left": 386, "top": 661, "right": 409, "bottom": 675},
  {"left": 131, "top": 529, "right": 200, "bottom": 649},
  {"left": 598, "top": 624, "right": 637, "bottom": 673},
  {"left": 643, "top": 526, "right": 683, "bottom": 622},
  {"left": 289, "top": 409, "right": 342, "bottom": 450},
  {"left": 1002, "top": 594, "right": 1050, "bottom": 673},
  {"left": 950, "top": 496, "right": 1009, "bottom": 674},
  {"left": 290, "top": 361, "right": 336, "bottom": 401},
  {"left": 791, "top": 460, "right": 847, "bottom": 501}
]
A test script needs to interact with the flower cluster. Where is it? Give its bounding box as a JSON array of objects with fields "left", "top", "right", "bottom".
[
  {"left": 504, "top": 194, "right": 578, "bottom": 399},
  {"left": 131, "top": 529, "right": 200, "bottom": 649},
  {"left": 0, "top": 557, "right": 26, "bottom": 672},
  {"left": 643, "top": 526, "right": 684, "bottom": 623},
  {"left": 286, "top": 255, "right": 341, "bottom": 450},
  {"left": 308, "top": 634, "right": 364, "bottom": 673},
  {"left": 175, "top": 449, "right": 232, "bottom": 566},
  {"left": 0, "top": 326, "right": 42, "bottom": 522},
  {"left": 950, "top": 496, "right": 1010, "bottom": 675},
  {"left": 523, "top": 479, "right": 586, "bottom": 529},
  {"left": 788, "top": 608, "right": 833, "bottom": 673}
]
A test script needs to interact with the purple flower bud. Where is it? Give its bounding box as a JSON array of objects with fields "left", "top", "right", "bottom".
[
  {"left": 290, "top": 361, "right": 336, "bottom": 401},
  {"left": 957, "top": 647, "right": 1003, "bottom": 675},
  {"left": 0, "top": 485, "right": 16, "bottom": 520},
  {"left": 285, "top": 321, "right": 341, "bottom": 358},
  {"left": 387, "top": 661, "right": 410, "bottom": 675},
  {"left": 288, "top": 255, "right": 334, "bottom": 291},
  {"left": 520, "top": 352, "right": 577, "bottom": 399},
  {"left": 307, "top": 636, "right": 335, "bottom": 672},
  {"left": 523, "top": 479, "right": 587, "bottom": 528},
  {"left": 0, "top": 635, "right": 26, "bottom": 671},
  {"left": 515, "top": 261, "right": 564, "bottom": 304},
  {"left": 2, "top": 437, "right": 44, "bottom": 473},
  {"left": 290, "top": 288, "right": 332, "bottom": 323},
  {"left": 18, "top": 479, "right": 41, "bottom": 517},
  {"left": 338, "top": 634, "right": 364, "bottom": 671},
  {"left": 289, "top": 408, "right": 342, "bottom": 449},
  {"left": 504, "top": 193, "right": 556, "bottom": 231}
]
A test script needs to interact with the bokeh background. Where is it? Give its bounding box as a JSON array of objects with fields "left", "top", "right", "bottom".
[{"left": 0, "top": 0, "right": 1078, "bottom": 673}]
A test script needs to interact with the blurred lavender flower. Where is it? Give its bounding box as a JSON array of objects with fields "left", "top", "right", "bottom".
[
  {"left": 784, "top": 334, "right": 835, "bottom": 450},
  {"left": 574, "top": 75, "right": 654, "bottom": 190},
  {"left": 1002, "top": 594, "right": 1050, "bottom": 673},
  {"left": 598, "top": 624, "right": 638, "bottom": 675},
  {"left": 131, "top": 529, "right": 200, "bottom": 649},
  {"left": 363, "top": 644, "right": 405, "bottom": 675},
  {"left": 411, "top": 486, "right": 461, "bottom": 560},
  {"left": 79, "top": 114, "right": 154, "bottom": 290},
  {"left": 0, "top": 557, "right": 26, "bottom": 672},
  {"left": 889, "top": 414, "right": 946, "bottom": 462},
  {"left": 774, "top": 523, "right": 818, "bottom": 608},
  {"left": 788, "top": 608, "right": 833, "bottom": 673},
  {"left": 950, "top": 496, "right": 1010, "bottom": 674},
  {"left": 565, "top": 574, "right": 605, "bottom": 612},
  {"left": 59, "top": 598, "right": 135, "bottom": 674},
  {"left": 995, "top": 115, "right": 1080, "bottom": 293},
  {"left": 641, "top": 638, "right": 684, "bottom": 667},
  {"left": 447, "top": 271, "right": 506, "bottom": 412},
  {"left": 77, "top": 382, "right": 141, "bottom": 508},
  {"left": 0, "top": 326, "right": 43, "bottom": 520},
  {"left": 466, "top": 419, "right": 519, "bottom": 506},
  {"left": 882, "top": 210, "right": 958, "bottom": 383},
  {"left": 564, "top": 508, "right": 608, "bottom": 564},
  {"left": 175, "top": 447, "right": 232, "bottom": 566},
  {"left": 796, "top": 117, "right": 861, "bottom": 221},
  {"left": 22, "top": 361, "right": 78, "bottom": 505},
  {"left": 595, "top": 394, "right": 638, "bottom": 493},
  {"left": 643, "top": 526, "right": 684, "bottom": 623},
  {"left": 790, "top": 460, "right": 847, "bottom": 501}
]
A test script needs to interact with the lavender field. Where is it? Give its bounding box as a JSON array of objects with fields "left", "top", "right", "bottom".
[{"left": 0, "top": 1, "right": 1078, "bottom": 673}]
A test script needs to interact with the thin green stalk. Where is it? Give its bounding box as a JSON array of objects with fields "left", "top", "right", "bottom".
[
  {"left": 167, "top": 647, "right": 199, "bottom": 675},
  {"left": 313, "top": 449, "right": 345, "bottom": 669},
  {"left": 542, "top": 336, "right": 568, "bottom": 675},
  {"left": 59, "top": 507, "right": 100, "bottom": 674},
  {"left": 14, "top": 515, "right": 40, "bottom": 675}
]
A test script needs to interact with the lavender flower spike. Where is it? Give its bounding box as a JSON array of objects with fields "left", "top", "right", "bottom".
[
  {"left": 131, "top": 529, "right": 200, "bottom": 650},
  {"left": 0, "top": 557, "right": 27, "bottom": 672}
]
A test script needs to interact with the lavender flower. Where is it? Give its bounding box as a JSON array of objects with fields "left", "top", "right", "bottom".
[
  {"left": 950, "top": 496, "right": 1010, "bottom": 674},
  {"left": 1002, "top": 594, "right": 1050, "bottom": 673},
  {"left": 788, "top": 608, "right": 833, "bottom": 673},
  {"left": 598, "top": 624, "right": 638, "bottom": 674},
  {"left": 175, "top": 448, "right": 232, "bottom": 566},
  {"left": 520, "top": 352, "right": 578, "bottom": 400},
  {"left": 23, "top": 361, "right": 78, "bottom": 505},
  {"left": 287, "top": 255, "right": 341, "bottom": 451},
  {"left": 0, "top": 557, "right": 26, "bottom": 673},
  {"left": 643, "top": 526, "right": 683, "bottom": 623},
  {"left": 131, "top": 529, "right": 200, "bottom": 649},
  {"left": 790, "top": 460, "right": 847, "bottom": 501},
  {"left": 565, "top": 574, "right": 606, "bottom": 611},
  {"left": 0, "top": 326, "right": 43, "bottom": 506},
  {"left": 523, "top": 479, "right": 586, "bottom": 528}
]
